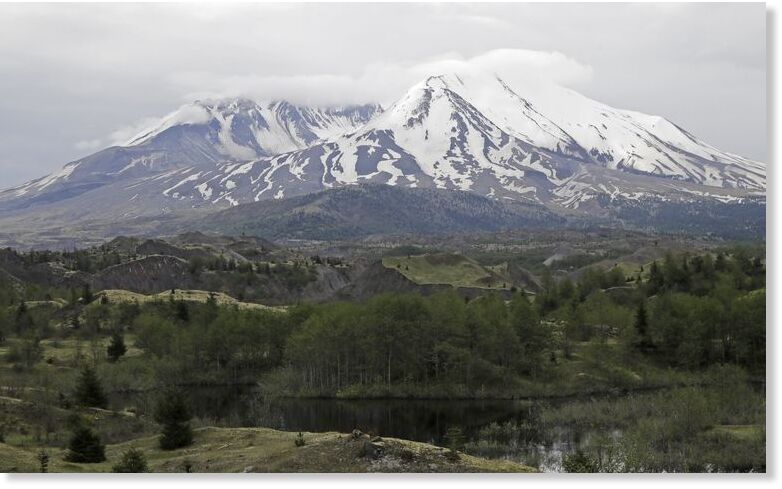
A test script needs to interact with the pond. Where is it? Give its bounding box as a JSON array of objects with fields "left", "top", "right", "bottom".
[{"left": 112, "top": 386, "right": 611, "bottom": 472}]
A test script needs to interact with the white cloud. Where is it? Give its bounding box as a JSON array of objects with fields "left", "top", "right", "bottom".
[
  {"left": 108, "top": 103, "right": 210, "bottom": 146},
  {"left": 107, "top": 117, "right": 162, "bottom": 146},
  {"left": 0, "top": 2, "right": 764, "bottom": 187},
  {"left": 107, "top": 103, "right": 213, "bottom": 146},
  {"left": 167, "top": 48, "right": 594, "bottom": 107},
  {"left": 94, "top": 48, "right": 593, "bottom": 146},
  {"left": 74, "top": 139, "right": 103, "bottom": 151}
]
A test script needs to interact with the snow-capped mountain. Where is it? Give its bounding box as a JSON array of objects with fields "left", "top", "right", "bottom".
[
  {"left": 125, "top": 98, "right": 382, "bottom": 159},
  {"left": 0, "top": 72, "right": 766, "bottom": 244},
  {"left": 153, "top": 73, "right": 764, "bottom": 208},
  {"left": 0, "top": 99, "right": 379, "bottom": 211},
  {"left": 463, "top": 74, "right": 765, "bottom": 189}
]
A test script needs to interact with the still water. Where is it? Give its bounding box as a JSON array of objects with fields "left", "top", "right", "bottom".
[{"left": 112, "top": 386, "right": 611, "bottom": 472}]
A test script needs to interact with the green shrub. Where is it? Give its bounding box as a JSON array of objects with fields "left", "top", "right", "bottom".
[
  {"left": 563, "top": 451, "right": 599, "bottom": 473},
  {"left": 73, "top": 364, "right": 108, "bottom": 409},
  {"left": 106, "top": 331, "right": 127, "bottom": 363},
  {"left": 154, "top": 390, "right": 193, "bottom": 450},
  {"left": 294, "top": 432, "right": 306, "bottom": 447},
  {"left": 65, "top": 426, "right": 106, "bottom": 463},
  {"left": 112, "top": 448, "right": 148, "bottom": 472}
]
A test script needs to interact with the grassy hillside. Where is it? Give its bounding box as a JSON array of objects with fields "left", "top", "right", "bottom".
[
  {"left": 1, "top": 426, "right": 536, "bottom": 473},
  {"left": 382, "top": 253, "right": 511, "bottom": 289},
  {"left": 97, "top": 289, "right": 282, "bottom": 311}
]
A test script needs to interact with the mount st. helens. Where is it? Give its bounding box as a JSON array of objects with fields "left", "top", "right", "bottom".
[
  {"left": 0, "top": 99, "right": 380, "bottom": 212},
  {"left": 0, "top": 73, "right": 765, "bottom": 245}
]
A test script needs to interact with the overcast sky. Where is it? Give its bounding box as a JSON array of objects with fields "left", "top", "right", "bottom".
[{"left": 0, "top": 2, "right": 766, "bottom": 187}]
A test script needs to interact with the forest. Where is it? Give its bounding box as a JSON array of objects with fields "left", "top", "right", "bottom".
[
  {"left": 0, "top": 246, "right": 765, "bottom": 396},
  {"left": 0, "top": 244, "right": 766, "bottom": 472}
]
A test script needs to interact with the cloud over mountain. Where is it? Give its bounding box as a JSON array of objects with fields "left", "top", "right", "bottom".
[
  {"left": 0, "top": 3, "right": 764, "bottom": 188},
  {"left": 168, "top": 48, "right": 594, "bottom": 107}
]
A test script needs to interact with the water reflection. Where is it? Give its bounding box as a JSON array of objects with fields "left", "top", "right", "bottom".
[{"left": 112, "top": 386, "right": 600, "bottom": 472}]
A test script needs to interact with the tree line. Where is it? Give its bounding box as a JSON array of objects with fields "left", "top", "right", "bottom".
[{"left": 0, "top": 246, "right": 766, "bottom": 395}]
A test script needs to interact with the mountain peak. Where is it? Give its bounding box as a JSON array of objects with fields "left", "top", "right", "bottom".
[
  {"left": 194, "top": 97, "right": 263, "bottom": 113},
  {"left": 423, "top": 73, "right": 465, "bottom": 90},
  {"left": 0, "top": 71, "right": 764, "bottom": 240}
]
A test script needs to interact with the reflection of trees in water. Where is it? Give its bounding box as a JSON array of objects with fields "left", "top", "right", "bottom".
[
  {"left": 116, "top": 387, "right": 593, "bottom": 471},
  {"left": 113, "top": 386, "right": 255, "bottom": 426},
  {"left": 252, "top": 398, "right": 447, "bottom": 441},
  {"left": 246, "top": 395, "right": 548, "bottom": 445},
  {"left": 111, "top": 385, "right": 765, "bottom": 472}
]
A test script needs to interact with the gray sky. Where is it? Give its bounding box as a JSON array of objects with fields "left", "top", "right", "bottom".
[{"left": 0, "top": 2, "right": 766, "bottom": 187}]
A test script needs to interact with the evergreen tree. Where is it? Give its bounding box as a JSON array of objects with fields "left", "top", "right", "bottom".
[
  {"left": 112, "top": 448, "right": 149, "bottom": 472},
  {"left": 106, "top": 330, "right": 127, "bottom": 363},
  {"left": 82, "top": 284, "right": 93, "bottom": 304},
  {"left": 647, "top": 261, "right": 665, "bottom": 295},
  {"left": 14, "top": 301, "right": 33, "bottom": 335},
  {"left": 154, "top": 390, "right": 193, "bottom": 450},
  {"left": 37, "top": 450, "right": 49, "bottom": 473},
  {"left": 558, "top": 277, "right": 576, "bottom": 301},
  {"left": 634, "top": 301, "right": 652, "bottom": 349},
  {"left": 509, "top": 294, "right": 547, "bottom": 375},
  {"left": 294, "top": 432, "right": 306, "bottom": 447},
  {"left": 174, "top": 300, "right": 189, "bottom": 322},
  {"left": 18, "top": 333, "right": 42, "bottom": 368},
  {"left": 65, "top": 425, "right": 106, "bottom": 463},
  {"left": 444, "top": 426, "right": 465, "bottom": 461},
  {"left": 74, "top": 364, "right": 108, "bottom": 408}
]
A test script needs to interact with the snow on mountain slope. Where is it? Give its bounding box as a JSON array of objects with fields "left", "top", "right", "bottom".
[
  {"left": 0, "top": 71, "right": 765, "bottom": 233},
  {"left": 155, "top": 73, "right": 763, "bottom": 210},
  {"left": 126, "top": 98, "right": 381, "bottom": 159},
  {"left": 155, "top": 75, "right": 586, "bottom": 205},
  {"left": 0, "top": 99, "right": 380, "bottom": 211},
  {"left": 432, "top": 72, "right": 765, "bottom": 190}
]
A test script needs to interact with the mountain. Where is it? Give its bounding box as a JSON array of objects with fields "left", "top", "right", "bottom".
[
  {"left": 124, "top": 98, "right": 382, "bottom": 158},
  {"left": 184, "top": 184, "right": 564, "bottom": 241},
  {"left": 141, "top": 73, "right": 764, "bottom": 210},
  {"left": 0, "top": 99, "right": 380, "bottom": 212},
  {"left": 472, "top": 75, "right": 765, "bottom": 189},
  {"left": 0, "top": 72, "right": 765, "bottom": 246}
]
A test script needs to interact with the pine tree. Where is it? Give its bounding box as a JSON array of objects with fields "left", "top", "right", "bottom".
[
  {"left": 19, "top": 333, "right": 42, "bottom": 368},
  {"left": 81, "top": 284, "right": 93, "bottom": 304},
  {"left": 174, "top": 300, "right": 189, "bottom": 322},
  {"left": 74, "top": 364, "right": 108, "bottom": 408},
  {"left": 106, "top": 330, "right": 127, "bottom": 363},
  {"left": 14, "top": 301, "right": 33, "bottom": 335},
  {"left": 37, "top": 449, "right": 49, "bottom": 473},
  {"left": 634, "top": 301, "right": 652, "bottom": 349},
  {"left": 65, "top": 425, "right": 106, "bottom": 463},
  {"left": 154, "top": 390, "right": 193, "bottom": 450},
  {"left": 444, "top": 426, "right": 465, "bottom": 461},
  {"left": 294, "top": 432, "right": 306, "bottom": 447},
  {"left": 112, "top": 448, "right": 149, "bottom": 472},
  {"left": 647, "top": 261, "right": 665, "bottom": 295}
]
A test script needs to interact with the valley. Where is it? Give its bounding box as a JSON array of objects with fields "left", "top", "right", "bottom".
[
  {"left": 0, "top": 227, "right": 766, "bottom": 472},
  {"left": 0, "top": 48, "right": 767, "bottom": 477},
  {"left": 0, "top": 1, "right": 768, "bottom": 477}
]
